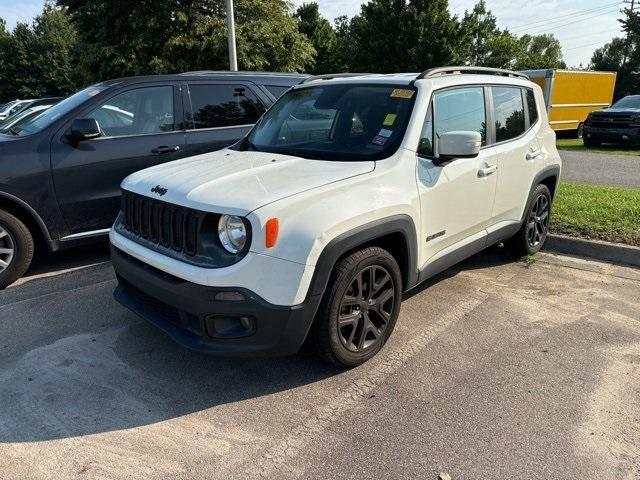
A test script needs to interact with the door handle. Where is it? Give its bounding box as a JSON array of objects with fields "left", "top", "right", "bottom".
[
  {"left": 526, "top": 149, "right": 543, "bottom": 160},
  {"left": 152, "top": 145, "right": 181, "bottom": 154},
  {"left": 478, "top": 164, "right": 498, "bottom": 177}
]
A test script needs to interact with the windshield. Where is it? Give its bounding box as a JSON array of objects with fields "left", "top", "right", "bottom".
[
  {"left": 612, "top": 96, "right": 640, "bottom": 109},
  {"left": 7, "top": 85, "right": 109, "bottom": 136},
  {"left": 243, "top": 84, "right": 416, "bottom": 161},
  {"left": 0, "top": 108, "right": 48, "bottom": 134},
  {"left": 0, "top": 100, "right": 20, "bottom": 115}
]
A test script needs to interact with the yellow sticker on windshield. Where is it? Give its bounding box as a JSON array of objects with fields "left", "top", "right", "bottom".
[
  {"left": 390, "top": 89, "right": 414, "bottom": 99},
  {"left": 383, "top": 114, "right": 397, "bottom": 126}
]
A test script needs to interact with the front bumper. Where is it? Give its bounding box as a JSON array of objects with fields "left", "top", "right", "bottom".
[
  {"left": 583, "top": 125, "right": 640, "bottom": 145},
  {"left": 111, "top": 245, "right": 322, "bottom": 357}
]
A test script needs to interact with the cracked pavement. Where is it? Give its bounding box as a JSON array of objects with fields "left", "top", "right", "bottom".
[{"left": 1, "top": 244, "right": 639, "bottom": 479}]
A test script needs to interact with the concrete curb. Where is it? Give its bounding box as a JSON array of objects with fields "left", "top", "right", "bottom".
[{"left": 544, "top": 234, "right": 640, "bottom": 268}]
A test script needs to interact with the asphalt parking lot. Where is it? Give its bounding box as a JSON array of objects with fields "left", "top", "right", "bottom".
[
  {"left": 1, "top": 245, "right": 639, "bottom": 479},
  {"left": 559, "top": 150, "right": 640, "bottom": 188}
]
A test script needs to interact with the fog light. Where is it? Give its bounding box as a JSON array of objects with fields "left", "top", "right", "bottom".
[{"left": 205, "top": 314, "right": 256, "bottom": 338}]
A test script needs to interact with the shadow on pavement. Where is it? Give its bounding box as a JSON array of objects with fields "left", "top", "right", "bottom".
[{"left": 0, "top": 243, "right": 516, "bottom": 444}]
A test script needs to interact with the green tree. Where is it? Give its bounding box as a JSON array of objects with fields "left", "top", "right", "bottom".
[
  {"left": 459, "top": 0, "right": 500, "bottom": 65},
  {"left": 514, "top": 33, "right": 565, "bottom": 70},
  {"left": 295, "top": 2, "right": 340, "bottom": 74},
  {"left": 591, "top": 5, "right": 639, "bottom": 100},
  {"left": 591, "top": 37, "right": 626, "bottom": 72},
  {"left": 0, "top": 6, "right": 79, "bottom": 101},
  {"left": 346, "top": 0, "right": 459, "bottom": 73},
  {"left": 57, "top": 0, "right": 313, "bottom": 82}
]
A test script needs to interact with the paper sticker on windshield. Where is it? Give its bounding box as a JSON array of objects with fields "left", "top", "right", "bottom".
[
  {"left": 378, "top": 128, "right": 392, "bottom": 138},
  {"left": 372, "top": 135, "right": 387, "bottom": 146},
  {"left": 383, "top": 114, "right": 397, "bottom": 126},
  {"left": 390, "top": 89, "right": 414, "bottom": 99}
]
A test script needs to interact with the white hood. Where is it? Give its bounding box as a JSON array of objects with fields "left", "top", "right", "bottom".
[{"left": 122, "top": 149, "right": 375, "bottom": 215}]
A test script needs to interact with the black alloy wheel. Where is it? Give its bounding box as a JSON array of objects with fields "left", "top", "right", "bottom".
[
  {"left": 337, "top": 265, "right": 395, "bottom": 353},
  {"left": 526, "top": 193, "right": 550, "bottom": 248},
  {"left": 312, "top": 246, "right": 402, "bottom": 367}
]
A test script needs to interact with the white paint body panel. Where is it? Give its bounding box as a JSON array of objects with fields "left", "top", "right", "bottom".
[{"left": 112, "top": 73, "right": 561, "bottom": 306}]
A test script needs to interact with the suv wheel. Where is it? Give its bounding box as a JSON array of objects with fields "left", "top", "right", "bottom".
[
  {"left": 312, "top": 247, "right": 402, "bottom": 367},
  {"left": 0, "top": 210, "right": 34, "bottom": 289},
  {"left": 506, "top": 184, "right": 552, "bottom": 257},
  {"left": 584, "top": 138, "right": 600, "bottom": 148}
]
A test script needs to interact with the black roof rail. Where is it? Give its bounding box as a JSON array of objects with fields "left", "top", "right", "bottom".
[
  {"left": 301, "top": 73, "right": 376, "bottom": 83},
  {"left": 413, "top": 66, "right": 529, "bottom": 83}
]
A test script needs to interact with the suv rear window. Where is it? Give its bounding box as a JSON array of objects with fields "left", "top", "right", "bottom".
[
  {"left": 187, "top": 84, "right": 265, "bottom": 129},
  {"left": 492, "top": 87, "right": 526, "bottom": 142}
]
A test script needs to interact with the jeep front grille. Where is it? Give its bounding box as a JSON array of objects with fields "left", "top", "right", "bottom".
[{"left": 120, "top": 191, "right": 200, "bottom": 256}]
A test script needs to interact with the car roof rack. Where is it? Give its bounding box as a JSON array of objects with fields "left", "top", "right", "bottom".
[
  {"left": 301, "top": 73, "right": 376, "bottom": 83},
  {"left": 413, "top": 66, "right": 529, "bottom": 83},
  {"left": 179, "top": 70, "right": 306, "bottom": 77}
]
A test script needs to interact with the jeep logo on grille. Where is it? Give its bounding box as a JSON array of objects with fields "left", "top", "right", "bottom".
[{"left": 151, "top": 185, "right": 168, "bottom": 196}]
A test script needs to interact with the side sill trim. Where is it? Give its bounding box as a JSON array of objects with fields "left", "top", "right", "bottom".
[{"left": 60, "top": 228, "right": 111, "bottom": 241}]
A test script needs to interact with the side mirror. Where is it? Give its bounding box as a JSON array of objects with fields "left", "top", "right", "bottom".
[
  {"left": 67, "top": 118, "right": 101, "bottom": 142},
  {"left": 436, "top": 131, "right": 481, "bottom": 163}
]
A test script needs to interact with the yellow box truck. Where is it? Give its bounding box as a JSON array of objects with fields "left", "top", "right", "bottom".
[{"left": 522, "top": 69, "right": 617, "bottom": 136}]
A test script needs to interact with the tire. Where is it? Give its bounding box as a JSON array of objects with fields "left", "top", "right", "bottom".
[
  {"left": 0, "top": 210, "right": 34, "bottom": 289},
  {"left": 583, "top": 138, "right": 600, "bottom": 148},
  {"left": 576, "top": 123, "right": 584, "bottom": 139},
  {"left": 312, "top": 246, "right": 402, "bottom": 368},
  {"left": 505, "top": 184, "right": 552, "bottom": 257}
]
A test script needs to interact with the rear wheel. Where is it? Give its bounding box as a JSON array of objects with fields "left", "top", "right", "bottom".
[
  {"left": 506, "top": 184, "right": 552, "bottom": 257},
  {"left": 583, "top": 138, "right": 600, "bottom": 148},
  {"left": 0, "top": 210, "right": 34, "bottom": 289},
  {"left": 312, "top": 247, "right": 402, "bottom": 367}
]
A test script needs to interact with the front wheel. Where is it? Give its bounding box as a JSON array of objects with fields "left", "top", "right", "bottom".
[
  {"left": 506, "top": 184, "right": 552, "bottom": 257},
  {"left": 312, "top": 247, "right": 402, "bottom": 367},
  {"left": 0, "top": 210, "right": 34, "bottom": 289}
]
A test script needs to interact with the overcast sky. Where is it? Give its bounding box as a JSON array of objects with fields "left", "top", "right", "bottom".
[{"left": 0, "top": 0, "right": 624, "bottom": 67}]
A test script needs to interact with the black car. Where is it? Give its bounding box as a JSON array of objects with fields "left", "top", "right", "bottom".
[
  {"left": 0, "top": 71, "right": 306, "bottom": 288},
  {"left": 583, "top": 95, "right": 640, "bottom": 147}
]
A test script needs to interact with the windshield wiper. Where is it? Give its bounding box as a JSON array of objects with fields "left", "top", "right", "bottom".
[{"left": 8, "top": 126, "right": 20, "bottom": 136}]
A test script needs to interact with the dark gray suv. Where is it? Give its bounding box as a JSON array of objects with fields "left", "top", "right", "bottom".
[{"left": 0, "top": 71, "right": 306, "bottom": 288}]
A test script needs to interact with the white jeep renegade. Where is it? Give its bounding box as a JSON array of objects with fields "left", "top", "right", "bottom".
[{"left": 110, "top": 67, "right": 561, "bottom": 367}]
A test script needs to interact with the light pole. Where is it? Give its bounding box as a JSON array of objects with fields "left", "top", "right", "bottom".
[{"left": 225, "top": 0, "right": 238, "bottom": 71}]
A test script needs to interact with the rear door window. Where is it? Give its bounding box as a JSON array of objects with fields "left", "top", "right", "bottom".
[
  {"left": 187, "top": 84, "right": 265, "bottom": 129},
  {"left": 492, "top": 87, "right": 526, "bottom": 142}
]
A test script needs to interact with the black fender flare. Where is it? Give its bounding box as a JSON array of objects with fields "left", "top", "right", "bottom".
[
  {"left": 0, "top": 190, "right": 52, "bottom": 242},
  {"left": 305, "top": 214, "right": 419, "bottom": 302},
  {"left": 520, "top": 164, "right": 561, "bottom": 224}
]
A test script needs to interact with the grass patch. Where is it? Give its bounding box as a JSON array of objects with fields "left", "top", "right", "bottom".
[
  {"left": 551, "top": 183, "right": 640, "bottom": 246},
  {"left": 556, "top": 138, "right": 640, "bottom": 156}
]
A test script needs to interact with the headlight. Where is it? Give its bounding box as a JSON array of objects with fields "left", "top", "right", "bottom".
[
  {"left": 218, "top": 214, "right": 247, "bottom": 254},
  {"left": 631, "top": 114, "right": 640, "bottom": 125}
]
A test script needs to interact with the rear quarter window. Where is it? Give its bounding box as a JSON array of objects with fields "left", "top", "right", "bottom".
[
  {"left": 526, "top": 88, "right": 538, "bottom": 126},
  {"left": 264, "top": 85, "right": 291, "bottom": 99}
]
